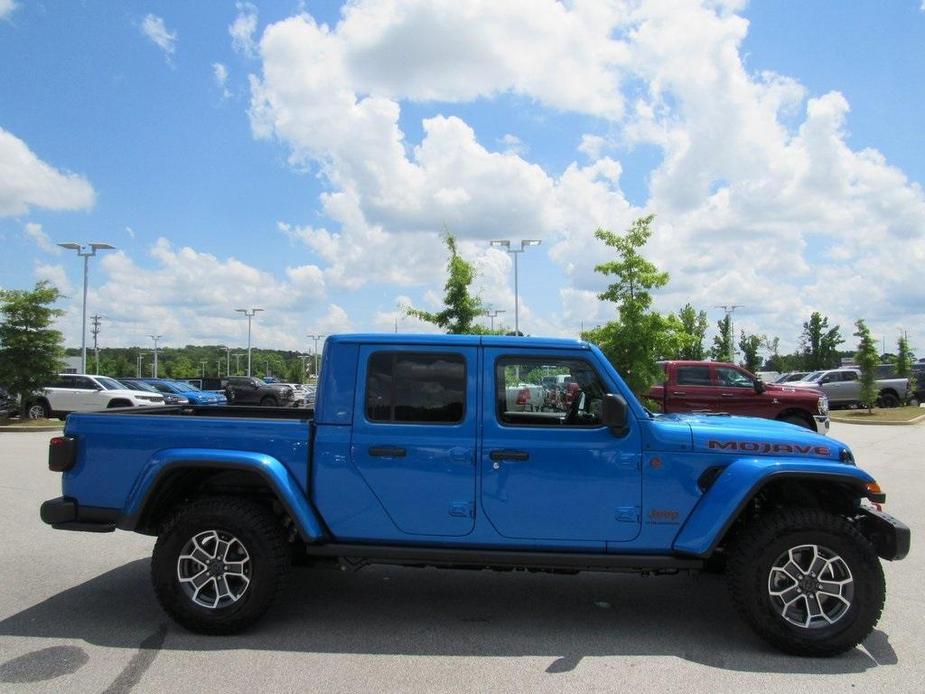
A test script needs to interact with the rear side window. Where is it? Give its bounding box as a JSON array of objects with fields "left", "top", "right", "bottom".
[
  {"left": 676, "top": 366, "right": 711, "bottom": 386},
  {"left": 366, "top": 352, "right": 466, "bottom": 424}
]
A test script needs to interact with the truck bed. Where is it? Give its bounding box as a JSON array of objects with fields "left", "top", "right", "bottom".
[{"left": 106, "top": 404, "right": 313, "bottom": 420}]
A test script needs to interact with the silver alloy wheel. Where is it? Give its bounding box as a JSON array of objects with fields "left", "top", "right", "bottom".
[
  {"left": 768, "top": 544, "right": 854, "bottom": 629},
  {"left": 177, "top": 530, "right": 251, "bottom": 609},
  {"left": 27, "top": 403, "right": 46, "bottom": 419}
]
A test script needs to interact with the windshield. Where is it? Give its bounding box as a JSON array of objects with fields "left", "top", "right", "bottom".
[
  {"left": 124, "top": 380, "right": 158, "bottom": 393},
  {"left": 176, "top": 380, "right": 201, "bottom": 391},
  {"left": 97, "top": 377, "right": 128, "bottom": 391},
  {"left": 800, "top": 371, "right": 824, "bottom": 382}
]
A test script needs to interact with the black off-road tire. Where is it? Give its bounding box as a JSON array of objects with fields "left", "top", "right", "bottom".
[
  {"left": 727, "top": 508, "right": 884, "bottom": 657},
  {"left": 779, "top": 413, "right": 814, "bottom": 430},
  {"left": 151, "top": 496, "right": 290, "bottom": 634},
  {"left": 877, "top": 391, "right": 900, "bottom": 409},
  {"left": 260, "top": 396, "right": 279, "bottom": 407}
]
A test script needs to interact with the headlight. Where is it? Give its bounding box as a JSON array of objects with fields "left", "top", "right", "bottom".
[
  {"left": 818, "top": 396, "right": 829, "bottom": 415},
  {"left": 839, "top": 447, "right": 855, "bottom": 465}
]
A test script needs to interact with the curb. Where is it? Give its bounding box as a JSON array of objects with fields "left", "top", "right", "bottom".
[
  {"left": 829, "top": 413, "right": 925, "bottom": 426},
  {"left": 0, "top": 423, "right": 64, "bottom": 433}
]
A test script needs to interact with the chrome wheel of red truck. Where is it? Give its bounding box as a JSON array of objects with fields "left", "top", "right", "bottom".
[
  {"left": 152, "top": 497, "right": 289, "bottom": 634},
  {"left": 728, "top": 509, "right": 884, "bottom": 656}
]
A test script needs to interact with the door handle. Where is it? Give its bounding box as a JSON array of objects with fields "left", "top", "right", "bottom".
[
  {"left": 368, "top": 446, "right": 407, "bottom": 458},
  {"left": 720, "top": 393, "right": 735, "bottom": 398},
  {"left": 672, "top": 391, "right": 687, "bottom": 396},
  {"left": 490, "top": 449, "right": 529, "bottom": 462}
]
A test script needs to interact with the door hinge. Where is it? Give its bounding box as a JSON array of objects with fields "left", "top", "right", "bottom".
[{"left": 615, "top": 506, "right": 640, "bottom": 523}]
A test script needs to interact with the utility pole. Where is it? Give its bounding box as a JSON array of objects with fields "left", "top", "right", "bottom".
[
  {"left": 235, "top": 308, "right": 263, "bottom": 376},
  {"left": 489, "top": 239, "right": 542, "bottom": 336},
  {"left": 299, "top": 354, "right": 311, "bottom": 380},
  {"left": 307, "top": 334, "right": 325, "bottom": 379},
  {"left": 136, "top": 351, "right": 143, "bottom": 378},
  {"left": 484, "top": 308, "right": 505, "bottom": 332},
  {"left": 714, "top": 305, "right": 743, "bottom": 361},
  {"left": 90, "top": 314, "right": 103, "bottom": 374},
  {"left": 233, "top": 353, "right": 245, "bottom": 375},
  {"left": 149, "top": 335, "right": 162, "bottom": 378},
  {"left": 200, "top": 360, "right": 208, "bottom": 377}
]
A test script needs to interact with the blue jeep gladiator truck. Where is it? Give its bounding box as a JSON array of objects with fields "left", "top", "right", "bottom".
[{"left": 40, "top": 334, "right": 909, "bottom": 656}]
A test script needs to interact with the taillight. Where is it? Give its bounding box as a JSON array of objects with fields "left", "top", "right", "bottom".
[
  {"left": 516, "top": 388, "right": 529, "bottom": 406},
  {"left": 48, "top": 436, "right": 77, "bottom": 472}
]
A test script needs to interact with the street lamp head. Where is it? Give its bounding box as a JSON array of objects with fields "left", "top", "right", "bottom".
[
  {"left": 90, "top": 242, "right": 116, "bottom": 251},
  {"left": 58, "top": 242, "right": 82, "bottom": 250},
  {"left": 521, "top": 239, "right": 542, "bottom": 248},
  {"left": 490, "top": 240, "right": 511, "bottom": 249}
]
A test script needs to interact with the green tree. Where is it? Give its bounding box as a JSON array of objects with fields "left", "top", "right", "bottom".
[
  {"left": 0, "top": 281, "right": 65, "bottom": 417},
  {"left": 896, "top": 334, "right": 917, "bottom": 404},
  {"left": 738, "top": 331, "right": 764, "bottom": 373},
  {"left": 167, "top": 356, "right": 198, "bottom": 379},
  {"left": 675, "top": 303, "right": 708, "bottom": 359},
  {"left": 406, "top": 233, "right": 484, "bottom": 334},
  {"left": 762, "top": 336, "right": 782, "bottom": 371},
  {"left": 853, "top": 319, "right": 879, "bottom": 413},
  {"left": 710, "top": 315, "right": 733, "bottom": 362},
  {"left": 801, "top": 312, "right": 844, "bottom": 370},
  {"left": 582, "top": 215, "right": 681, "bottom": 396}
]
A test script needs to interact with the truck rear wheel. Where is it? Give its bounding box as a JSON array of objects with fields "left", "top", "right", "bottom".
[
  {"left": 727, "top": 508, "right": 884, "bottom": 656},
  {"left": 151, "top": 497, "right": 289, "bottom": 634}
]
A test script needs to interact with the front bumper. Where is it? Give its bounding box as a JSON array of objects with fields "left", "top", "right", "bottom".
[
  {"left": 814, "top": 415, "right": 830, "bottom": 436},
  {"left": 857, "top": 507, "right": 911, "bottom": 561},
  {"left": 40, "top": 496, "right": 119, "bottom": 533}
]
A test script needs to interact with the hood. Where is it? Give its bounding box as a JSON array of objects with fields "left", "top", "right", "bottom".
[
  {"left": 763, "top": 381, "right": 822, "bottom": 395},
  {"left": 657, "top": 412, "right": 848, "bottom": 462}
]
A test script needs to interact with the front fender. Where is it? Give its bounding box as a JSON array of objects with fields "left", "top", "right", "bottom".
[
  {"left": 120, "top": 448, "right": 327, "bottom": 542},
  {"left": 672, "top": 458, "right": 875, "bottom": 557}
]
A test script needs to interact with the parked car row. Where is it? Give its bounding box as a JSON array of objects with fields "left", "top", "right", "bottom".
[{"left": 788, "top": 367, "right": 910, "bottom": 408}]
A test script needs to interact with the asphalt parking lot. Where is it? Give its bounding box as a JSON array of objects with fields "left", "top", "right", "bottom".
[{"left": 0, "top": 423, "right": 921, "bottom": 693}]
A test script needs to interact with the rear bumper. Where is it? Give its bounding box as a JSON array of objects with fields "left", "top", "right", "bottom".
[
  {"left": 857, "top": 507, "right": 911, "bottom": 561},
  {"left": 813, "top": 415, "right": 830, "bottom": 435},
  {"left": 40, "top": 496, "right": 119, "bottom": 533}
]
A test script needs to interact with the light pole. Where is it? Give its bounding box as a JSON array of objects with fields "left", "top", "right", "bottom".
[
  {"left": 235, "top": 308, "right": 263, "bottom": 376},
  {"left": 489, "top": 239, "right": 541, "bottom": 336},
  {"left": 714, "top": 305, "right": 743, "bottom": 362},
  {"left": 307, "top": 334, "right": 325, "bottom": 379},
  {"left": 484, "top": 308, "right": 506, "bottom": 332},
  {"left": 90, "top": 314, "right": 103, "bottom": 373},
  {"left": 232, "top": 353, "right": 245, "bottom": 375},
  {"left": 57, "top": 242, "right": 116, "bottom": 373},
  {"left": 299, "top": 354, "right": 311, "bottom": 380},
  {"left": 149, "top": 335, "right": 162, "bottom": 378},
  {"left": 200, "top": 360, "right": 208, "bottom": 377}
]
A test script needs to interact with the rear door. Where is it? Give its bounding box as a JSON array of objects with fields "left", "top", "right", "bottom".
[
  {"left": 668, "top": 364, "right": 715, "bottom": 411},
  {"left": 350, "top": 346, "right": 478, "bottom": 537}
]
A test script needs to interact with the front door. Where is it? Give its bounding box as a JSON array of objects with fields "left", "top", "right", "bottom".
[
  {"left": 350, "top": 346, "right": 478, "bottom": 537},
  {"left": 713, "top": 365, "right": 763, "bottom": 416},
  {"left": 480, "top": 349, "right": 642, "bottom": 543}
]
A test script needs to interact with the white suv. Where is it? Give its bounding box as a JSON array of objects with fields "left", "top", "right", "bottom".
[{"left": 29, "top": 374, "right": 165, "bottom": 419}]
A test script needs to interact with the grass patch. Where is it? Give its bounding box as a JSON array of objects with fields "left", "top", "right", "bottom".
[
  {"left": 0, "top": 417, "right": 64, "bottom": 428},
  {"left": 829, "top": 405, "right": 925, "bottom": 423}
]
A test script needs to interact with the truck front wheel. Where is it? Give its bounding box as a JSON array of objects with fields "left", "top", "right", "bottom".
[
  {"left": 727, "top": 509, "right": 884, "bottom": 656},
  {"left": 151, "top": 497, "right": 289, "bottom": 634}
]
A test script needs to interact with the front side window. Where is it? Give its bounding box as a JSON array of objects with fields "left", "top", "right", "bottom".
[
  {"left": 715, "top": 367, "right": 753, "bottom": 388},
  {"left": 96, "top": 377, "right": 126, "bottom": 391},
  {"left": 366, "top": 352, "right": 466, "bottom": 424},
  {"left": 72, "top": 376, "right": 96, "bottom": 390},
  {"left": 496, "top": 357, "right": 606, "bottom": 427}
]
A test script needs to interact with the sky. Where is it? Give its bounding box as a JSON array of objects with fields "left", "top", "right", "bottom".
[{"left": 1, "top": 0, "right": 924, "bottom": 360}]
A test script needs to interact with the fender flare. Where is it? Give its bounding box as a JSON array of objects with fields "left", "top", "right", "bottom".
[
  {"left": 672, "top": 458, "right": 875, "bottom": 558},
  {"left": 118, "top": 448, "right": 327, "bottom": 542}
]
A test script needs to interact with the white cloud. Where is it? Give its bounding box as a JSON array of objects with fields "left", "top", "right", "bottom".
[
  {"left": 247, "top": 1, "right": 925, "bottom": 350},
  {"left": 125, "top": 226, "right": 136, "bottom": 239},
  {"left": 0, "top": 127, "right": 96, "bottom": 216},
  {"left": 229, "top": 2, "right": 258, "bottom": 58},
  {"left": 24, "top": 222, "right": 61, "bottom": 254},
  {"left": 34, "top": 263, "right": 73, "bottom": 295},
  {"left": 499, "top": 134, "right": 526, "bottom": 156},
  {"left": 212, "top": 62, "right": 232, "bottom": 99},
  {"left": 0, "top": 0, "right": 18, "bottom": 21},
  {"left": 141, "top": 14, "right": 177, "bottom": 59}
]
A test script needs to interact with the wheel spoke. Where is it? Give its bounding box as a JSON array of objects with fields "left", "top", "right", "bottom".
[
  {"left": 769, "top": 543, "right": 855, "bottom": 630},
  {"left": 176, "top": 528, "right": 253, "bottom": 610},
  {"left": 224, "top": 560, "right": 248, "bottom": 577}
]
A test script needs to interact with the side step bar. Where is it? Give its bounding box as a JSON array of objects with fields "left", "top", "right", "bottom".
[{"left": 304, "top": 543, "right": 704, "bottom": 573}]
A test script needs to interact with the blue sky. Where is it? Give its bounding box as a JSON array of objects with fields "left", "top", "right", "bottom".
[{"left": 1, "top": 1, "right": 924, "bottom": 359}]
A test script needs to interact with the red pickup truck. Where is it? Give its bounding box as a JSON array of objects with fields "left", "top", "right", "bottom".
[{"left": 647, "top": 360, "right": 830, "bottom": 434}]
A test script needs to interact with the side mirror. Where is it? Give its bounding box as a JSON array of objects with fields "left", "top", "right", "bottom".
[
  {"left": 602, "top": 393, "right": 629, "bottom": 437},
  {"left": 754, "top": 378, "right": 766, "bottom": 394}
]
